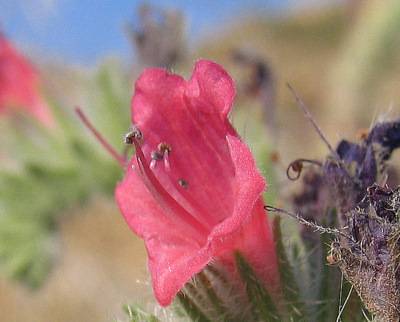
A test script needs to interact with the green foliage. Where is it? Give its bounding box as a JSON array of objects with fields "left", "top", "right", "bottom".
[
  {"left": 175, "top": 291, "right": 212, "bottom": 322},
  {"left": 234, "top": 250, "right": 281, "bottom": 321},
  {"left": 175, "top": 263, "right": 252, "bottom": 321},
  {"left": 122, "top": 303, "right": 161, "bottom": 322},
  {"left": 273, "top": 216, "right": 306, "bottom": 320},
  {"left": 0, "top": 60, "right": 130, "bottom": 288}
]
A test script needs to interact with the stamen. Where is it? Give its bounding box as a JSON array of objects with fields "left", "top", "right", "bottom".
[
  {"left": 150, "top": 150, "right": 164, "bottom": 169},
  {"left": 149, "top": 159, "right": 156, "bottom": 170},
  {"left": 151, "top": 150, "right": 164, "bottom": 161},
  {"left": 162, "top": 149, "right": 219, "bottom": 227},
  {"left": 158, "top": 142, "right": 172, "bottom": 154},
  {"left": 163, "top": 149, "right": 171, "bottom": 172},
  {"left": 124, "top": 125, "right": 142, "bottom": 144},
  {"left": 131, "top": 137, "right": 211, "bottom": 240},
  {"left": 178, "top": 178, "right": 189, "bottom": 189}
]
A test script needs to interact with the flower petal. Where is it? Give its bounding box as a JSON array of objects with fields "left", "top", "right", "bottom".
[
  {"left": 131, "top": 60, "right": 237, "bottom": 224},
  {"left": 116, "top": 60, "right": 280, "bottom": 306},
  {"left": 0, "top": 33, "right": 54, "bottom": 127},
  {"left": 187, "top": 60, "right": 236, "bottom": 119},
  {"left": 115, "top": 134, "right": 275, "bottom": 306}
]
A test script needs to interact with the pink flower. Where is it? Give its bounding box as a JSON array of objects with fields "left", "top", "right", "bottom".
[
  {"left": 115, "top": 60, "right": 280, "bottom": 306},
  {"left": 0, "top": 32, "right": 54, "bottom": 127}
]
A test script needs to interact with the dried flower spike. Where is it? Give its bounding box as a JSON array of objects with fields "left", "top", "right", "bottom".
[{"left": 331, "top": 184, "right": 400, "bottom": 321}]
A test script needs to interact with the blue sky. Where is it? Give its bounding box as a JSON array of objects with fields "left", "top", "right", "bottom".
[{"left": 0, "top": 0, "right": 304, "bottom": 66}]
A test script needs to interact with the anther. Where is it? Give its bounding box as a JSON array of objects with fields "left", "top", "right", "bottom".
[
  {"left": 151, "top": 151, "right": 164, "bottom": 162},
  {"left": 124, "top": 125, "right": 142, "bottom": 144},
  {"left": 178, "top": 178, "right": 189, "bottom": 189},
  {"left": 158, "top": 142, "right": 172, "bottom": 154}
]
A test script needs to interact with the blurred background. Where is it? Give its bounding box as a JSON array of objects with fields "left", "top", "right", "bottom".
[{"left": 1, "top": 0, "right": 400, "bottom": 320}]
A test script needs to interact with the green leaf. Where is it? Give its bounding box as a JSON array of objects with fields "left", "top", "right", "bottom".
[
  {"left": 234, "top": 250, "right": 281, "bottom": 321},
  {"left": 122, "top": 303, "right": 161, "bottom": 322},
  {"left": 0, "top": 59, "right": 130, "bottom": 289},
  {"left": 175, "top": 290, "right": 211, "bottom": 322},
  {"left": 174, "top": 262, "right": 259, "bottom": 321},
  {"left": 0, "top": 216, "right": 55, "bottom": 288},
  {"left": 273, "top": 216, "right": 306, "bottom": 320}
]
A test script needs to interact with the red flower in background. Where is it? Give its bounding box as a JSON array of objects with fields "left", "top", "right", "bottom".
[
  {"left": 115, "top": 60, "right": 280, "bottom": 306},
  {"left": 0, "top": 32, "right": 54, "bottom": 127}
]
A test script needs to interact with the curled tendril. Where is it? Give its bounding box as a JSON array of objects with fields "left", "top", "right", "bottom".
[{"left": 286, "top": 159, "right": 322, "bottom": 181}]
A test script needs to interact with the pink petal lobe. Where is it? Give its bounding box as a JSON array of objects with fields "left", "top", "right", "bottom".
[
  {"left": 187, "top": 60, "right": 236, "bottom": 119},
  {"left": 209, "top": 135, "right": 281, "bottom": 298}
]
